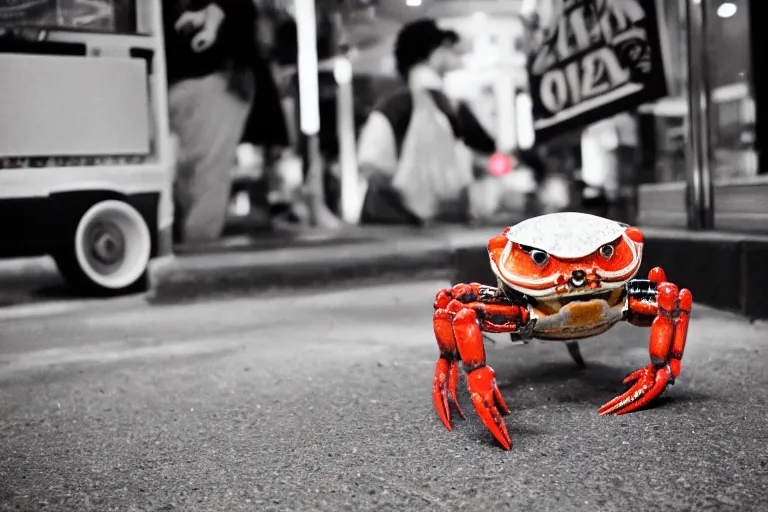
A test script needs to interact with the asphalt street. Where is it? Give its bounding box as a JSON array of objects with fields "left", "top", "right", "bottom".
[{"left": 1, "top": 280, "right": 767, "bottom": 511}]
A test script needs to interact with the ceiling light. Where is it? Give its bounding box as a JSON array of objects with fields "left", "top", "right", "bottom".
[
  {"left": 717, "top": 2, "right": 737, "bottom": 18},
  {"left": 406, "top": 0, "right": 422, "bottom": 7}
]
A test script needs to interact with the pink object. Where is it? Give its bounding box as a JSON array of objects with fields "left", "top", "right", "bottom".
[{"left": 489, "top": 153, "right": 514, "bottom": 176}]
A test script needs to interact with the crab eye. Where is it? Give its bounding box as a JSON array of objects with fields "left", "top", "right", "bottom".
[
  {"left": 529, "top": 249, "right": 550, "bottom": 266},
  {"left": 599, "top": 244, "right": 615, "bottom": 259}
]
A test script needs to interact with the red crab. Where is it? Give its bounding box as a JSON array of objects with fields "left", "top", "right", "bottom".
[{"left": 432, "top": 212, "right": 693, "bottom": 450}]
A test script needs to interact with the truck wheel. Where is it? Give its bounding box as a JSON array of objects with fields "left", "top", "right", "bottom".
[{"left": 53, "top": 199, "right": 151, "bottom": 294}]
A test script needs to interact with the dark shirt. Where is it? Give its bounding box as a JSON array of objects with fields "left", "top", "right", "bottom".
[{"left": 163, "top": 0, "right": 256, "bottom": 85}]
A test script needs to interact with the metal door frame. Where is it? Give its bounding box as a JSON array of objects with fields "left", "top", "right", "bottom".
[{"left": 684, "top": 0, "right": 715, "bottom": 229}]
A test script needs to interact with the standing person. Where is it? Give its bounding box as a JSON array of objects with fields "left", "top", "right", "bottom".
[
  {"left": 164, "top": 0, "right": 258, "bottom": 245},
  {"left": 355, "top": 19, "right": 494, "bottom": 225},
  {"left": 236, "top": 5, "right": 294, "bottom": 228},
  {"left": 240, "top": 6, "right": 290, "bottom": 156}
]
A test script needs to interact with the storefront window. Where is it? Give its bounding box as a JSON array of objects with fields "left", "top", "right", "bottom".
[
  {"left": 0, "top": 0, "right": 140, "bottom": 34},
  {"left": 704, "top": 0, "right": 759, "bottom": 182},
  {"left": 636, "top": 0, "right": 689, "bottom": 185}
]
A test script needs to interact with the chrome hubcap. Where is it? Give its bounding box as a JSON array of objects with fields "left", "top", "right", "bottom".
[{"left": 87, "top": 222, "right": 125, "bottom": 267}]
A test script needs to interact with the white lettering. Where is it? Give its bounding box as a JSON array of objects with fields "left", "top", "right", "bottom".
[
  {"left": 581, "top": 46, "right": 630, "bottom": 99},
  {"left": 540, "top": 70, "right": 569, "bottom": 113},
  {"left": 531, "top": 41, "right": 557, "bottom": 76},
  {"left": 530, "top": 0, "right": 653, "bottom": 116},
  {"left": 539, "top": 45, "right": 632, "bottom": 115},
  {"left": 568, "top": 5, "right": 595, "bottom": 51},
  {"left": 599, "top": 0, "right": 646, "bottom": 44},
  {"left": 555, "top": 14, "right": 572, "bottom": 61},
  {"left": 565, "top": 62, "right": 582, "bottom": 104}
]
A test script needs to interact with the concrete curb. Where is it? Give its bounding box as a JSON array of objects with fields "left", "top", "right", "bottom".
[
  {"left": 0, "top": 226, "right": 501, "bottom": 307},
  {"left": 5, "top": 224, "right": 765, "bottom": 318},
  {"left": 147, "top": 237, "right": 462, "bottom": 304}
]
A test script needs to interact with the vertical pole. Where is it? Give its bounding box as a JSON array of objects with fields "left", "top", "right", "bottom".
[
  {"left": 494, "top": 33, "right": 517, "bottom": 154},
  {"left": 294, "top": 0, "right": 323, "bottom": 225},
  {"left": 147, "top": 0, "right": 175, "bottom": 244},
  {"left": 685, "top": 0, "right": 714, "bottom": 229},
  {"left": 748, "top": 0, "right": 765, "bottom": 175},
  {"left": 334, "top": 56, "right": 360, "bottom": 224},
  {"left": 495, "top": 68, "right": 517, "bottom": 154}
]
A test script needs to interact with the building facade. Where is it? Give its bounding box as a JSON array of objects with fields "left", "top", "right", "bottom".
[{"left": 637, "top": 0, "right": 766, "bottom": 232}]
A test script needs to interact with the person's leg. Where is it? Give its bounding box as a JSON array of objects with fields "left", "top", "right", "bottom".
[
  {"left": 293, "top": 132, "right": 343, "bottom": 229},
  {"left": 168, "top": 82, "right": 197, "bottom": 242},
  {"left": 168, "top": 69, "right": 255, "bottom": 245}
]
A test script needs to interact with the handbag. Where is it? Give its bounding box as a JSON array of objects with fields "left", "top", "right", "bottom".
[{"left": 392, "top": 90, "right": 474, "bottom": 221}]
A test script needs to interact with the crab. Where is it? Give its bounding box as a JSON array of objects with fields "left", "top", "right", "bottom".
[{"left": 432, "top": 212, "right": 692, "bottom": 450}]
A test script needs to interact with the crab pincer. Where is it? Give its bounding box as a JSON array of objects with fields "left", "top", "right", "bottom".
[
  {"left": 432, "top": 357, "right": 464, "bottom": 429},
  {"left": 598, "top": 363, "right": 672, "bottom": 415},
  {"left": 599, "top": 279, "right": 692, "bottom": 416},
  {"left": 466, "top": 366, "right": 512, "bottom": 450}
]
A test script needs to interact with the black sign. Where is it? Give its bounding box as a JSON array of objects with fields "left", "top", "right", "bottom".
[{"left": 526, "top": 0, "right": 667, "bottom": 142}]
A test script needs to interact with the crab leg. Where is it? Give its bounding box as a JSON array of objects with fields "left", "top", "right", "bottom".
[
  {"left": 433, "top": 304, "right": 465, "bottom": 426},
  {"left": 566, "top": 341, "right": 586, "bottom": 368},
  {"left": 599, "top": 267, "right": 693, "bottom": 415},
  {"left": 432, "top": 283, "right": 529, "bottom": 450}
]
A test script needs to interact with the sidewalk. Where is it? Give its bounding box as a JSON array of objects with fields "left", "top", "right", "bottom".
[
  {"left": 0, "top": 223, "right": 503, "bottom": 308},
  {"left": 147, "top": 223, "right": 503, "bottom": 303},
  {"left": 151, "top": 222, "right": 768, "bottom": 319},
  {"left": 3, "top": 220, "right": 767, "bottom": 320}
]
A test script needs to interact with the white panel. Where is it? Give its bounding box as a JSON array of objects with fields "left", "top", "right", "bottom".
[{"left": 0, "top": 53, "right": 150, "bottom": 157}]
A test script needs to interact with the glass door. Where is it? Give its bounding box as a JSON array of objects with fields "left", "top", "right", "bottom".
[
  {"left": 703, "top": 0, "right": 767, "bottom": 232},
  {"left": 703, "top": 0, "right": 757, "bottom": 183},
  {"left": 634, "top": 0, "right": 691, "bottom": 228}
]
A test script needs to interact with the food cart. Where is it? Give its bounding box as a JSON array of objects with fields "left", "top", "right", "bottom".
[{"left": 0, "top": 0, "right": 174, "bottom": 293}]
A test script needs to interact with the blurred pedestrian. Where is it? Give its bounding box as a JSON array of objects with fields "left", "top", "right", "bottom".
[
  {"left": 233, "top": 5, "right": 295, "bottom": 228},
  {"left": 355, "top": 19, "right": 496, "bottom": 225},
  {"left": 579, "top": 112, "right": 639, "bottom": 222},
  {"left": 261, "top": 13, "right": 344, "bottom": 230},
  {"left": 164, "top": 0, "right": 258, "bottom": 244}
]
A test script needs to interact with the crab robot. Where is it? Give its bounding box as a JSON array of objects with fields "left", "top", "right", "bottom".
[{"left": 432, "top": 212, "right": 693, "bottom": 450}]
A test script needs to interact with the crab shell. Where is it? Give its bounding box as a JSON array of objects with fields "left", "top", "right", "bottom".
[{"left": 489, "top": 212, "right": 643, "bottom": 298}]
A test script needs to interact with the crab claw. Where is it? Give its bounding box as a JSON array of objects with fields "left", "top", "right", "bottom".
[
  {"left": 432, "top": 357, "right": 465, "bottom": 430},
  {"left": 466, "top": 366, "right": 512, "bottom": 450},
  {"left": 598, "top": 363, "right": 672, "bottom": 416}
]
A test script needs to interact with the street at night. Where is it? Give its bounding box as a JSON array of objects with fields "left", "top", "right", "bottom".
[
  {"left": 2, "top": 0, "right": 767, "bottom": 510},
  {"left": 1, "top": 280, "right": 767, "bottom": 511}
]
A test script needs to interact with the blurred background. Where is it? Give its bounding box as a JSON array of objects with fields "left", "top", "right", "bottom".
[{"left": 0, "top": 0, "right": 763, "bottom": 299}]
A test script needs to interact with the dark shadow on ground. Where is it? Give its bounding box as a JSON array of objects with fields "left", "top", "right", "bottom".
[
  {"left": 451, "top": 360, "right": 714, "bottom": 450},
  {"left": 491, "top": 361, "right": 713, "bottom": 410}
]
